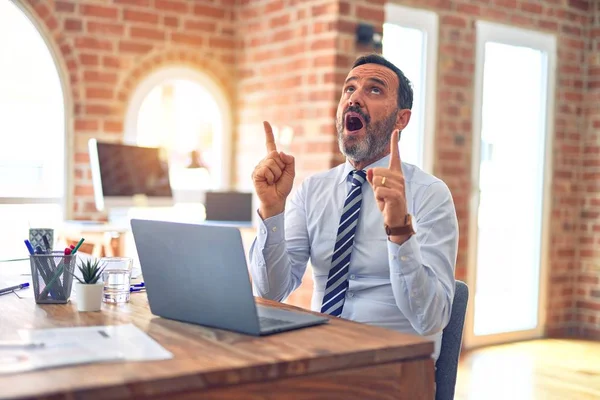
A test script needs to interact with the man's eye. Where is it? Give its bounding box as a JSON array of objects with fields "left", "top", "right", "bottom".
[
  {"left": 371, "top": 87, "right": 381, "bottom": 94},
  {"left": 345, "top": 86, "right": 355, "bottom": 93}
]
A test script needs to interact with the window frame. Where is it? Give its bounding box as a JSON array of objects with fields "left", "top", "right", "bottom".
[
  {"left": 384, "top": 3, "right": 439, "bottom": 174},
  {"left": 1, "top": 0, "right": 73, "bottom": 219},
  {"left": 123, "top": 66, "right": 233, "bottom": 194}
]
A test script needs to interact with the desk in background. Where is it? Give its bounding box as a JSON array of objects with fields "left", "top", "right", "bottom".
[
  {"left": 58, "top": 221, "right": 129, "bottom": 258},
  {"left": 0, "top": 293, "right": 435, "bottom": 399},
  {"left": 57, "top": 220, "right": 257, "bottom": 258}
]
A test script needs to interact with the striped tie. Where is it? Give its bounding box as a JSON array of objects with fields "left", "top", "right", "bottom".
[{"left": 321, "top": 170, "right": 367, "bottom": 317}]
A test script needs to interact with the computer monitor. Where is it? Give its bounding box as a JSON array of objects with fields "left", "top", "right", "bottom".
[
  {"left": 88, "top": 139, "right": 173, "bottom": 213},
  {"left": 204, "top": 191, "right": 253, "bottom": 223}
]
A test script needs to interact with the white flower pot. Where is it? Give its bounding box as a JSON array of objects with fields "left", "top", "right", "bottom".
[{"left": 75, "top": 282, "right": 104, "bottom": 312}]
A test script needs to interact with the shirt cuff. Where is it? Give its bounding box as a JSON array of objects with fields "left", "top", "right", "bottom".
[
  {"left": 256, "top": 210, "right": 285, "bottom": 246},
  {"left": 387, "top": 235, "right": 423, "bottom": 275}
]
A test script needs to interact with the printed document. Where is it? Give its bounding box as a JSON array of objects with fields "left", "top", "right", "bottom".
[{"left": 0, "top": 324, "right": 173, "bottom": 375}]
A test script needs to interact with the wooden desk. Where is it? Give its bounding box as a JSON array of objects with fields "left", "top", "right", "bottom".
[{"left": 0, "top": 294, "right": 435, "bottom": 399}]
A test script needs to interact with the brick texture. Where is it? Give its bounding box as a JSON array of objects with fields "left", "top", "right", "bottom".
[
  {"left": 236, "top": 0, "right": 354, "bottom": 189},
  {"left": 577, "top": 0, "right": 600, "bottom": 340},
  {"left": 15, "top": 0, "right": 599, "bottom": 336}
]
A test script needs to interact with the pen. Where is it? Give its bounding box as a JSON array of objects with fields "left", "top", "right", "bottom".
[
  {"left": 37, "top": 247, "right": 60, "bottom": 296},
  {"left": 41, "top": 239, "right": 83, "bottom": 300},
  {"left": 26, "top": 241, "right": 52, "bottom": 294},
  {"left": 71, "top": 238, "right": 85, "bottom": 254},
  {"left": 130, "top": 286, "right": 146, "bottom": 293},
  {"left": 42, "top": 235, "right": 52, "bottom": 253},
  {"left": 131, "top": 282, "right": 144, "bottom": 288},
  {"left": 39, "top": 251, "right": 70, "bottom": 300},
  {"left": 24, "top": 240, "right": 35, "bottom": 255},
  {"left": 26, "top": 241, "right": 51, "bottom": 279},
  {"left": 0, "top": 283, "right": 30, "bottom": 296}
]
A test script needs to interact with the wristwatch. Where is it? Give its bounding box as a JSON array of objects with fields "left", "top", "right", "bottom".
[{"left": 385, "top": 214, "right": 415, "bottom": 236}]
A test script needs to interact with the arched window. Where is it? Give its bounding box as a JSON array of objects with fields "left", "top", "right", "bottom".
[
  {"left": 0, "top": 1, "right": 66, "bottom": 258},
  {"left": 124, "top": 67, "right": 231, "bottom": 202}
]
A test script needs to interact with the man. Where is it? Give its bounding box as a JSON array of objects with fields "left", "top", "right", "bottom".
[{"left": 249, "top": 54, "right": 458, "bottom": 361}]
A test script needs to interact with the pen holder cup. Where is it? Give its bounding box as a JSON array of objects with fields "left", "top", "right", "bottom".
[{"left": 29, "top": 252, "right": 77, "bottom": 304}]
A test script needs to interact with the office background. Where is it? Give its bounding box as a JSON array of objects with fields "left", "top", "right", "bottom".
[{"left": 1, "top": 1, "right": 598, "bottom": 393}]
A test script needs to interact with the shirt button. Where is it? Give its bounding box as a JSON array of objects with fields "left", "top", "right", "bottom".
[
  {"left": 347, "top": 292, "right": 354, "bottom": 298},
  {"left": 349, "top": 274, "right": 355, "bottom": 279},
  {"left": 400, "top": 256, "right": 408, "bottom": 262},
  {"left": 261, "top": 229, "right": 266, "bottom": 234},
  {"left": 272, "top": 226, "right": 277, "bottom": 232}
]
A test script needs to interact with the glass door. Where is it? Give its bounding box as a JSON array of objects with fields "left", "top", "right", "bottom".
[{"left": 466, "top": 22, "right": 556, "bottom": 347}]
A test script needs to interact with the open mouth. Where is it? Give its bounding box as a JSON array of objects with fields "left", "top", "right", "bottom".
[{"left": 345, "top": 112, "right": 365, "bottom": 133}]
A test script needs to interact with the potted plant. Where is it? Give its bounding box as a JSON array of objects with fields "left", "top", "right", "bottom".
[{"left": 73, "top": 258, "right": 105, "bottom": 312}]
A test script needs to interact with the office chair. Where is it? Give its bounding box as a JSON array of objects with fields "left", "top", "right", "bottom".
[{"left": 435, "top": 280, "right": 469, "bottom": 400}]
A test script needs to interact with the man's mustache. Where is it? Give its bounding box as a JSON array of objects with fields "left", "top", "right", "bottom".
[{"left": 343, "top": 105, "right": 370, "bottom": 124}]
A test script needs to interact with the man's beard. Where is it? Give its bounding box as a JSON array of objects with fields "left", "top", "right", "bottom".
[{"left": 336, "top": 108, "right": 398, "bottom": 163}]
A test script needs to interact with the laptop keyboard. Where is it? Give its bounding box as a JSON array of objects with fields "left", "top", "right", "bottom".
[{"left": 258, "top": 316, "right": 292, "bottom": 329}]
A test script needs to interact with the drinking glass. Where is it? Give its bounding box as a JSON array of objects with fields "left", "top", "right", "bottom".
[{"left": 101, "top": 257, "right": 133, "bottom": 304}]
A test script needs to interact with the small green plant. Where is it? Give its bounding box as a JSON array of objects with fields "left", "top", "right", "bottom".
[{"left": 73, "top": 258, "right": 105, "bottom": 284}]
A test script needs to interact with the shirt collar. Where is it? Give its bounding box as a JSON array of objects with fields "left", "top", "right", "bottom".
[{"left": 337, "top": 154, "right": 392, "bottom": 185}]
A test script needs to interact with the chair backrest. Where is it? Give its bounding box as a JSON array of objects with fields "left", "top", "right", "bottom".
[{"left": 435, "top": 280, "right": 469, "bottom": 400}]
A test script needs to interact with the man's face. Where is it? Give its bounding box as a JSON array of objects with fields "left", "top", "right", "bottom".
[{"left": 336, "top": 64, "right": 406, "bottom": 163}]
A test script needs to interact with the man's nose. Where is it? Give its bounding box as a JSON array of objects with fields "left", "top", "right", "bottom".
[{"left": 348, "top": 91, "right": 363, "bottom": 107}]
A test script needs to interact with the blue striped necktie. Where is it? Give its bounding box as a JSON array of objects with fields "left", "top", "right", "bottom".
[{"left": 321, "top": 169, "right": 367, "bottom": 317}]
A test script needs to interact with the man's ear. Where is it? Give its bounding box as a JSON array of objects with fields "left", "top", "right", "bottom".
[{"left": 395, "top": 109, "right": 411, "bottom": 132}]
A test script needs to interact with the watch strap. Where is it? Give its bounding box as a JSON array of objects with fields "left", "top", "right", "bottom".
[{"left": 385, "top": 214, "right": 415, "bottom": 236}]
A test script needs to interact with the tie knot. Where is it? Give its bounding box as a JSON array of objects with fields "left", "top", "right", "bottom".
[{"left": 350, "top": 170, "right": 366, "bottom": 186}]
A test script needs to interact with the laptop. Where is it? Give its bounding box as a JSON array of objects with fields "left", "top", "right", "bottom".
[{"left": 130, "top": 219, "right": 329, "bottom": 335}]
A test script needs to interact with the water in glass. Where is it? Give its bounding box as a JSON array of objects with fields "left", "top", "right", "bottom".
[
  {"left": 102, "top": 269, "right": 131, "bottom": 303},
  {"left": 101, "top": 257, "right": 133, "bottom": 304}
]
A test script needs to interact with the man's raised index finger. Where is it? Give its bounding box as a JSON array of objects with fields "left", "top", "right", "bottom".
[
  {"left": 264, "top": 121, "right": 277, "bottom": 153},
  {"left": 389, "top": 129, "right": 402, "bottom": 171}
]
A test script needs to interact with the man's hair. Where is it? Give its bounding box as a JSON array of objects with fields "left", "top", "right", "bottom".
[{"left": 352, "top": 54, "right": 413, "bottom": 110}]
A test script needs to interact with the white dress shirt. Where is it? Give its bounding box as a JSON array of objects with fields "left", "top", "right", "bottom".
[{"left": 248, "top": 153, "right": 459, "bottom": 361}]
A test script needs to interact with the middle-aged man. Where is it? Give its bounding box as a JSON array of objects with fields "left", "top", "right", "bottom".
[{"left": 248, "top": 53, "right": 459, "bottom": 361}]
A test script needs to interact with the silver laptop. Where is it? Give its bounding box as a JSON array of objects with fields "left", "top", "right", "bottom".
[{"left": 130, "top": 219, "right": 329, "bottom": 335}]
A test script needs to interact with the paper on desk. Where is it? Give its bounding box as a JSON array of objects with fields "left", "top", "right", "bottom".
[
  {"left": 0, "top": 324, "right": 173, "bottom": 375},
  {"left": 20, "top": 324, "right": 173, "bottom": 362},
  {"left": 0, "top": 343, "right": 122, "bottom": 375}
]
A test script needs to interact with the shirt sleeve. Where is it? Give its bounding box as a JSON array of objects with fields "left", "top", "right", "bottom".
[
  {"left": 248, "top": 182, "right": 311, "bottom": 302},
  {"left": 388, "top": 181, "right": 459, "bottom": 336}
]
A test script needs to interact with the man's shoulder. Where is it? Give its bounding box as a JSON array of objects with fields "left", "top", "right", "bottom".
[
  {"left": 403, "top": 162, "right": 451, "bottom": 196},
  {"left": 403, "top": 162, "right": 438, "bottom": 185}
]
